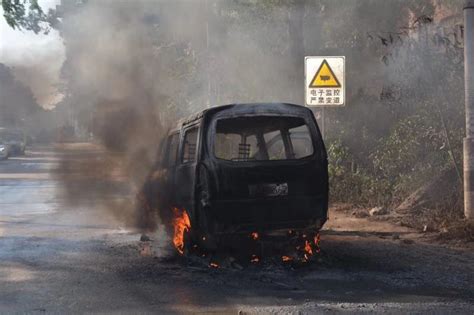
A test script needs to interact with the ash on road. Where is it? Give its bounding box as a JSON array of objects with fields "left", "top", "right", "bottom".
[{"left": 0, "top": 144, "right": 473, "bottom": 314}]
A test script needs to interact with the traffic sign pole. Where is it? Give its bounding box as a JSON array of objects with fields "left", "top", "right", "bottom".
[
  {"left": 321, "top": 107, "right": 326, "bottom": 139},
  {"left": 464, "top": 0, "right": 474, "bottom": 220}
]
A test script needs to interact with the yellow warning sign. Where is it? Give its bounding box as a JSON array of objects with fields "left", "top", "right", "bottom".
[{"left": 308, "top": 59, "right": 341, "bottom": 88}]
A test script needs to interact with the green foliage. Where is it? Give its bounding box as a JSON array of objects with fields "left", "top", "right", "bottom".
[
  {"left": 328, "top": 104, "right": 462, "bottom": 206},
  {"left": 0, "top": 63, "right": 41, "bottom": 126},
  {"left": 372, "top": 112, "right": 448, "bottom": 178},
  {"left": 1, "top": 0, "right": 57, "bottom": 34},
  {"left": 327, "top": 109, "right": 459, "bottom": 207},
  {"left": 327, "top": 140, "right": 393, "bottom": 206}
]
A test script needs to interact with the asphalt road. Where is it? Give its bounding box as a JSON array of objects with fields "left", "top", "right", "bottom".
[{"left": 0, "top": 144, "right": 473, "bottom": 314}]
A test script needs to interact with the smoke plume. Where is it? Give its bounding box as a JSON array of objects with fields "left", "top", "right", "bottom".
[{"left": 52, "top": 0, "right": 309, "bottom": 233}]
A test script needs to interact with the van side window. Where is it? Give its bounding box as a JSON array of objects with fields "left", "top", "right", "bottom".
[
  {"left": 182, "top": 127, "right": 198, "bottom": 163},
  {"left": 167, "top": 133, "right": 179, "bottom": 167}
]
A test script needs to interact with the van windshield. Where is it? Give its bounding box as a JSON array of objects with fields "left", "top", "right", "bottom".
[{"left": 214, "top": 116, "right": 314, "bottom": 161}]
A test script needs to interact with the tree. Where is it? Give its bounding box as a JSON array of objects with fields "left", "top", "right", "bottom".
[
  {"left": 0, "top": 63, "right": 41, "bottom": 126},
  {"left": 1, "top": 0, "right": 58, "bottom": 34}
]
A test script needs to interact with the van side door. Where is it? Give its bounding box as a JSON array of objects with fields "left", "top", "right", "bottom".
[{"left": 175, "top": 124, "right": 200, "bottom": 217}]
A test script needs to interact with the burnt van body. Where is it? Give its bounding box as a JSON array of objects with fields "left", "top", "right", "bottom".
[{"left": 154, "top": 103, "right": 328, "bottom": 247}]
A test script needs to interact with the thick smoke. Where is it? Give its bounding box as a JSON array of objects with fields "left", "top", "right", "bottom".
[
  {"left": 53, "top": 0, "right": 307, "bottom": 233},
  {"left": 55, "top": 1, "right": 173, "bottom": 232}
]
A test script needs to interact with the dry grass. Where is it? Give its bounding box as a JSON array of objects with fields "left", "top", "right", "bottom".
[{"left": 437, "top": 220, "right": 474, "bottom": 242}]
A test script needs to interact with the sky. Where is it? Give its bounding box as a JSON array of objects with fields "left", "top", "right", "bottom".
[{"left": 0, "top": 0, "right": 64, "bottom": 109}]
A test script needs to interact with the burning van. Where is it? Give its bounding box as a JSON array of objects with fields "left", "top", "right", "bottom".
[{"left": 151, "top": 103, "right": 328, "bottom": 253}]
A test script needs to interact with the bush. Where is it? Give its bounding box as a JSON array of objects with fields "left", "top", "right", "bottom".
[
  {"left": 327, "top": 140, "right": 392, "bottom": 206},
  {"left": 328, "top": 110, "right": 462, "bottom": 211}
]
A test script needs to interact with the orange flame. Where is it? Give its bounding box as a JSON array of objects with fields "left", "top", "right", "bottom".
[
  {"left": 172, "top": 207, "right": 191, "bottom": 255},
  {"left": 282, "top": 255, "right": 293, "bottom": 262},
  {"left": 250, "top": 255, "right": 260, "bottom": 263},
  {"left": 304, "top": 240, "right": 313, "bottom": 256},
  {"left": 314, "top": 233, "right": 321, "bottom": 254},
  {"left": 250, "top": 232, "right": 259, "bottom": 240}
]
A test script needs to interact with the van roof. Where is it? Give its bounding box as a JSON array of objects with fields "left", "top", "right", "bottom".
[{"left": 177, "top": 103, "right": 312, "bottom": 129}]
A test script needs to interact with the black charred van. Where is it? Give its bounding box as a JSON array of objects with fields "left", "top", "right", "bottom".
[{"left": 150, "top": 103, "right": 328, "bottom": 251}]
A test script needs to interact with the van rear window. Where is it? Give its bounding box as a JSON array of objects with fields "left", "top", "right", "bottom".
[{"left": 214, "top": 116, "right": 314, "bottom": 161}]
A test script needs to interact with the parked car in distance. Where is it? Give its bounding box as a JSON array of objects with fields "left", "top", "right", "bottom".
[
  {"left": 0, "top": 128, "right": 26, "bottom": 156},
  {"left": 0, "top": 143, "right": 8, "bottom": 160},
  {"left": 147, "top": 103, "right": 328, "bottom": 252}
]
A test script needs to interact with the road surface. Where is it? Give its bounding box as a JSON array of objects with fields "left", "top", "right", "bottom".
[{"left": 0, "top": 144, "right": 473, "bottom": 313}]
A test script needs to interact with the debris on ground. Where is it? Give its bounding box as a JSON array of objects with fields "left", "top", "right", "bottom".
[
  {"left": 438, "top": 220, "right": 474, "bottom": 242},
  {"left": 395, "top": 168, "right": 459, "bottom": 215},
  {"left": 352, "top": 209, "right": 370, "bottom": 218},
  {"left": 423, "top": 224, "right": 435, "bottom": 233},
  {"left": 369, "top": 206, "right": 389, "bottom": 216},
  {"left": 139, "top": 242, "right": 153, "bottom": 256},
  {"left": 140, "top": 234, "right": 151, "bottom": 242}
]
